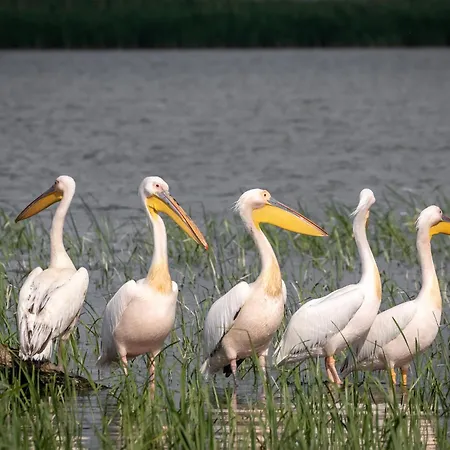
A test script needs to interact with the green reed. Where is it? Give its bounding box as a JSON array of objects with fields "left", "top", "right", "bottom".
[
  {"left": 0, "top": 0, "right": 450, "bottom": 48},
  {"left": 0, "top": 192, "right": 449, "bottom": 448}
]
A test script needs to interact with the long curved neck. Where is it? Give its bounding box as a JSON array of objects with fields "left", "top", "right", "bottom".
[
  {"left": 143, "top": 199, "right": 172, "bottom": 293},
  {"left": 243, "top": 211, "right": 282, "bottom": 297},
  {"left": 416, "top": 227, "right": 441, "bottom": 308},
  {"left": 49, "top": 191, "right": 75, "bottom": 269},
  {"left": 353, "top": 212, "right": 380, "bottom": 296}
]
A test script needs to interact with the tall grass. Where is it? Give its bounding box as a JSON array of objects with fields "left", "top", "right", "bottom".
[
  {"left": 0, "top": 192, "right": 449, "bottom": 448},
  {"left": 0, "top": 0, "right": 449, "bottom": 48}
]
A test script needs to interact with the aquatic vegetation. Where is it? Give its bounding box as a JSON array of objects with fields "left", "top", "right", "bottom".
[
  {"left": 0, "top": 192, "right": 449, "bottom": 448},
  {"left": 0, "top": 0, "right": 450, "bottom": 48}
]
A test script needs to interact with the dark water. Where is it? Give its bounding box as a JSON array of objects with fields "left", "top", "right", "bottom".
[{"left": 0, "top": 50, "right": 449, "bottom": 448}]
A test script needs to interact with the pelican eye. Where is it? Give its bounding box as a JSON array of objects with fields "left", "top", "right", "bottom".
[{"left": 155, "top": 183, "right": 160, "bottom": 189}]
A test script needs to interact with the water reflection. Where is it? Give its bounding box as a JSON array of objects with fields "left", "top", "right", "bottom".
[{"left": 70, "top": 377, "right": 440, "bottom": 449}]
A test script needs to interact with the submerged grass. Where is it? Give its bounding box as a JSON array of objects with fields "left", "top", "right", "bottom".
[{"left": 0, "top": 192, "right": 449, "bottom": 448}]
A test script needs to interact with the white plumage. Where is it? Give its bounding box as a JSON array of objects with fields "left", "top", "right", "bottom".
[
  {"left": 201, "top": 281, "right": 251, "bottom": 367},
  {"left": 97, "top": 278, "right": 178, "bottom": 366},
  {"left": 97, "top": 176, "right": 208, "bottom": 391},
  {"left": 341, "top": 205, "right": 450, "bottom": 385},
  {"left": 16, "top": 175, "right": 89, "bottom": 363},
  {"left": 274, "top": 189, "right": 380, "bottom": 384},
  {"left": 201, "top": 188, "right": 327, "bottom": 384},
  {"left": 274, "top": 285, "right": 364, "bottom": 364}
]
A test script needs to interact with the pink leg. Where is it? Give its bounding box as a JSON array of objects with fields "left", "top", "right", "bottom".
[
  {"left": 120, "top": 354, "right": 128, "bottom": 375},
  {"left": 56, "top": 341, "right": 65, "bottom": 372},
  {"left": 325, "top": 356, "right": 342, "bottom": 385},
  {"left": 258, "top": 354, "right": 267, "bottom": 401},
  {"left": 230, "top": 359, "right": 238, "bottom": 388},
  {"left": 258, "top": 354, "right": 267, "bottom": 380},
  {"left": 230, "top": 359, "right": 238, "bottom": 409},
  {"left": 325, "top": 361, "right": 334, "bottom": 382},
  {"left": 148, "top": 357, "right": 155, "bottom": 398}
]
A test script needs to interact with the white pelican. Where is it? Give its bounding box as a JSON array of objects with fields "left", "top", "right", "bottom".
[
  {"left": 97, "top": 176, "right": 208, "bottom": 390},
  {"left": 200, "top": 189, "right": 327, "bottom": 386},
  {"left": 341, "top": 205, "right": 450, "bottom": 386},
  {"left": 15, "top": 175, "right": 89, "bottom": 366},
  {"left": 274, "top": 189, "right": 380, "bottom": 385}
]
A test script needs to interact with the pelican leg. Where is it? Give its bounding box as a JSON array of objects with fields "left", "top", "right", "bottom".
[
  {"left": 56, "top": 341, "right": 65, "bottom": 371},
  {"left": 325, "top": 356, "right": 342, "bottom": 385},
  {"left": 230, "top": 358, "right": 238, "bottom": 388},
  {"left": 120, "top": 355, "right": 128, "bottom": 375},
  {"left": 258, "top": 354, "right": 267, "bottom": 380},
  {"left": 258, "top": 354, "right": 267, "bottom": 401},
  {"left": 390, "top": 367, "right": 397, "bottom": 385},
  {"left": 148, "top": 356, "right": 156, "bottom": 398},
  {"left": 325, "top": 359, "right": 334, "bottom": 382},
  {"left": 400, "top": 367, "right": 408, "bottom": 387}
]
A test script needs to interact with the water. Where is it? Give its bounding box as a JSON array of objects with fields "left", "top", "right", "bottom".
[
  {"left": 0, "top": 50, "right": 449, "bottom": 226},
  {"left": 0, "top": 49, "right": 449, "bottom": 447}
]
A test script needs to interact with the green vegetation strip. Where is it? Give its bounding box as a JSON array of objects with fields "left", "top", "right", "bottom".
[
  {"left": 0, "top": 0, "right": 449, "bottom": 48},
  {"left": 0, "top": 192, "right": 449, "bottom": 448}
]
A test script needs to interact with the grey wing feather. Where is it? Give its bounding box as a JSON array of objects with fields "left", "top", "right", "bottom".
[
  {"left": 19, "top": 268, "right": 89, "bottom": 360},
  {"left": 275, "top": 284, "right": 364, "bottom": 365},
  {"left": 203, "top": 281, "right": 251, "bottom": 359},
  {"left": 18, "top": 267, "right": 44, "bottom": 357},
  {"left": 342, "top": 301, "right": 417, "bottom": 374},
  {"left": 97, "top": 280, "right": 137, "bottom": 366}
]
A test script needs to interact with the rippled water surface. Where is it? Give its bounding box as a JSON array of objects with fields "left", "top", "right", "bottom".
[
  {"left": 0, "top": 50, "right": 449, "bottom": 448},
  {"left": 0, "top": 50, "right": 449, "bottom": 224}
]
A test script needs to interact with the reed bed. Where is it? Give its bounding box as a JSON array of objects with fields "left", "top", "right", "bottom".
[
  {"left": 0, "top": 192, "right": 449, "bottom": 448},
  {"left": 0, "top": 0, "right": 450, "bottom": 48}
]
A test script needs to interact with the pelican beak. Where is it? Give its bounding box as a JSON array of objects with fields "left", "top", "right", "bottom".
[
  {"left": 15, "top": 183, "right": 63, "bottom": 223},
  {"left": 252, "top": 198, "right": 328, "bottom": 237},
  {"left": 430, "top": 215, "right": 450, "bottom": 236},
  {"left": 146, "top": 191, "right": 208, "bottom": 249}
]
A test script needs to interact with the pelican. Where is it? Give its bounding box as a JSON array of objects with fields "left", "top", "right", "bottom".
[
  {"left": 274, "top": 189, "right": 380, "bottom": 385},
  {"left": 97, "top": 176, "right": 208, "bottom": 390},
  {"left": 200, "top": 188, "right": 327, "bottom": 387},
  {"left": 341, "top": 205, "right": 450, "bottom": 386},
  {"left": 15, "top": 175, "right": 89, "bottom": 366}
]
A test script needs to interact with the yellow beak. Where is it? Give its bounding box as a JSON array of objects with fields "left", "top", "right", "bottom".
[
  {"left": 430, "top": 215, "right": 450, "bottom": 236},
  {"left": 15, "top": 184, "right": 63, "bottom": 223},
  {"left": 146, "top": 192, "right": 208, "bottom": 249},
  {"left": 252, "top": 199, "right": 328, "bottom": 237}
]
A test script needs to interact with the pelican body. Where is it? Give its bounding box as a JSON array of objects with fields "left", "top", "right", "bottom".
[
  {"left": 16, "top": 175, "right": 89, "bottom": 363},
  {"left": 274, "top": 189, "right": 381, "bottom": 384},
  {"left": 97, "top": 177, "right": 208, "bottom": 389},
  {"left": 201, "top": 189, "right": 327, "bottom": 384},
  {"left": 341, "top": 206, "right": 450, "bottom": 386}
]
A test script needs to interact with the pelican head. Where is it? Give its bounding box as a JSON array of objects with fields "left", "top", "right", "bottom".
[
  {"left": 234, "top": 188, "right": 327, "bottom": 236},
  {"left": 15, "top": 175, "right": 75, "bottom": 223},
  {"left": 416, "top": 205, "right": 450, "bottom": 237},
  {"left": 351, "top": 188, "right": 376, "bottom": 223},
  {"left": 140, "top": 176, "right": 208, "bottom": 249}
]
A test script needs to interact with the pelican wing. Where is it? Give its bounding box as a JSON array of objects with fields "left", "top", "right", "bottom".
[
  {"left": 275, "top": 284, "right": 364, "bottom": 365},
  {"left": 97, "top": 280, "right": 137, "bottom": 366},
  {"left": 341, "top": 301, "right": 417, "bottom": 374},
  {"left": 203, "top": 281, "right": 251, "bottom": 359},
  {"left": 19, "top": 268, "right": 89, "bottom": 360},
  {"left": 17, "top": 267, "right": 43, "bottom": 335}
]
